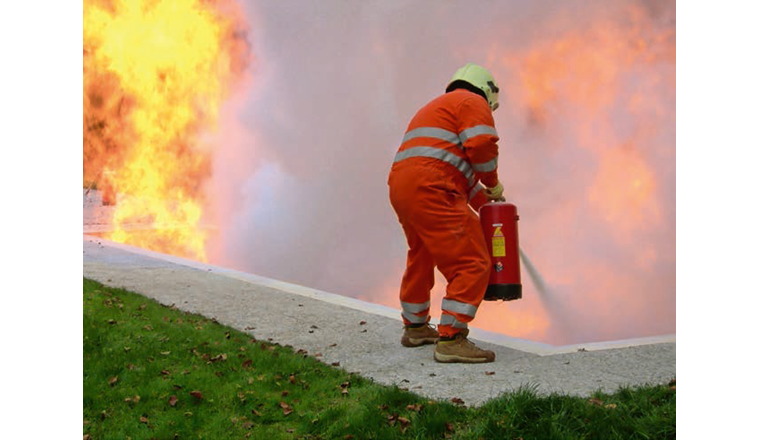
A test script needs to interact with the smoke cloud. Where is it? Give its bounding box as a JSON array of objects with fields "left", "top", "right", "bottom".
[{"left": 203, "top": 0, "right": 676, "bottom": 345}]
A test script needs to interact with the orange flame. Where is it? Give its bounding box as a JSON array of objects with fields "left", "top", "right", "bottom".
[
  {"left": 468, "top": 3, "right": 676, "bottom": 343},
  {"left": 83, "top": 0, "right": 250, "bottom": 260}
]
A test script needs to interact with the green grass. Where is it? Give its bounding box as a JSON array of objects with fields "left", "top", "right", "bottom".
[{"left": 84, "top": 278, "right": 675, "bottom": 439}]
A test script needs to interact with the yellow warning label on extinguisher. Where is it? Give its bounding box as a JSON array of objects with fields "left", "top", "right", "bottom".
[{"left": 492, "top": 236, "right": 506, "bottom": 257}]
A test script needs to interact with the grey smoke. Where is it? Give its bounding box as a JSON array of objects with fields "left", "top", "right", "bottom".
[{"left": 203, "top": 0, "right": 676, "bottom": 345}]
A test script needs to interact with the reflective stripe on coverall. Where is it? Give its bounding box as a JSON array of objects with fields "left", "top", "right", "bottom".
[{"left": 388, "top": 89, "right": 499, "bottom": 338}]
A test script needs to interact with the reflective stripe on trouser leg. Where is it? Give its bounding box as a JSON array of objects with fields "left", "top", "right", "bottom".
[
  {"left": 401, "top": 301, "right": 431, "bottom": 325},
  {"left": 439, "top": 314, "right": 468, "bottom": 329},
  {"left": 440, "top": 298, "right": 479, "bottom": 333}
]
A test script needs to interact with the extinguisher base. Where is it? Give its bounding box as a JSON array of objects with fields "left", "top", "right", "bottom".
[{"left": 483, "top": 284, "right": 522, "bottom": 301}]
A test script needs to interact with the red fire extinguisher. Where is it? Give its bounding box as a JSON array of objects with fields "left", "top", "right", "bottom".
[{"left": 479, "top": 201, "right": 522, "bottom": 301}]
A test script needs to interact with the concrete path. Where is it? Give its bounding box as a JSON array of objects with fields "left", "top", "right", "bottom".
[{"left": 83, "top": 234, "right": 675, "bottom": 407}]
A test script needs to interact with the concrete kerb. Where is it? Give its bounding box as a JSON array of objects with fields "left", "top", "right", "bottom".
[{"left": 83, "top": 234, "right": 676, "bottom": 405}]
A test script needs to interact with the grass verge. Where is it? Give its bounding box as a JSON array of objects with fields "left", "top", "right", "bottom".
[{"left": 84, "top": 278, "right": 675, "bottom": 439}]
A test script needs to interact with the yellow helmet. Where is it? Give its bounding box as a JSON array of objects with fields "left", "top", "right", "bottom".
[{"left": 446, "top": 63, "right": 500, "bottom": 111}]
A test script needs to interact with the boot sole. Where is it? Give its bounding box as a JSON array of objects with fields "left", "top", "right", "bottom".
[
  {"left": 434, "top": 351, "right": 494, "bottom": 363},
  {"left": 401, "top": 336, "right": 438, "bottom": 347}
]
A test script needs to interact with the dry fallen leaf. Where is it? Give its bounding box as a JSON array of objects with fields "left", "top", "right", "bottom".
[
  {"left": 359, "top": 321, "right": 367, "bottom": 325},
  {"left": 289, "top": 375, "right": 296, "bottom": 384},
  {"left": 485, "top": 371, "right": 495, "bottom": 376},
  {"left": 445, "top": 422, "right": 454, "bottom": 432},
  {"left": 140, "top": 416, "right": 148, "bottom": 424},
  {"left": 190, "top": 391, "right": 203, "bottom": 400},
  {"left": 331, "top": 362, "right": 340, "bottom": 367},
  {"left": 398, "top": 417, "right": 411, "bottom": 428},
  {"left": 251, "top": 409, "right": 261, "bottom": 417},
  {"left": 210, "top": 353, "right": 227, "bottom": 362},
  {"left": 605, "top": 403, "right": 617, "bottom": 409},
  {"left": 169, "top": 395, "right": 178, "bottom": 407},
  {"left": 279, "top": 401, "right": 293, "bottom": 416},
  {"left": 450, "top": 397, "right": 465, "bottom": 405},
  {"left": 108, "top": 377, "right": 118, "bottom": 387},
  {"left": 406, "top": 404, "right": 423, "bottom": 412},
  {"left": 588, "top": 398, "right": 604, "bottom": 406}
]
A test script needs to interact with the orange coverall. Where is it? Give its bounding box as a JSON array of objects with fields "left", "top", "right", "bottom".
[{"left": 388, "top": 89, "right": 499, "bottom": 338}]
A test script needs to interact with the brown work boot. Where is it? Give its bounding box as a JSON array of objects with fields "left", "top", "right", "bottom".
[
  {"left": 401, "top": 323, "right": 439, "bottom": 347},
  {"left": 434, "top": 329, "right": 495, "bottom": 363}
]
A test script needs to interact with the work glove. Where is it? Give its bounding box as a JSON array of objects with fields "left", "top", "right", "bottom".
[{"left": 483, "top": 181, "right": 505, "bottom": 201}]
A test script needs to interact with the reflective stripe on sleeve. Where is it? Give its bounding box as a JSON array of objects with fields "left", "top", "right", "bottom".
[
  {"left": 458, "top": 125, "right": 498, "bottom": 143},
  {"left": 472, "top": 157, "right": 498, "bottom": 173},
  {"left": 469, "top": 182, "right": 484, "bottom": 201}
]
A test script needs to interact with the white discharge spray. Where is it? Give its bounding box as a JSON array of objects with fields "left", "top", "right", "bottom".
[{"left": 519, "top": 247, "right": 575, "bottom": 340}]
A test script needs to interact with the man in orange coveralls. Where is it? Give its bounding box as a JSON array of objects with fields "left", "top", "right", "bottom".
[{"left": 388, "top": 63, "right": 504, "bottom": 363}]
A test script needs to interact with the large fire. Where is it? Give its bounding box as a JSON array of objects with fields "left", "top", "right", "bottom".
[
  {"left": 467, "top": 2, "right": 676, "bottom": 343},
  {"left": 83, "top": 0, "right": 249, "bottom": 260}
]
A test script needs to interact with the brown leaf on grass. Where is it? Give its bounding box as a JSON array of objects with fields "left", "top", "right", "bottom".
[
  {"left": 289, "top": 375, "right": 296, "bottom": 384},
  {"left": 406, "top": 404, "right": 423, "bottom": 412},
  {"left": 108, "top": 376, "right": 118, "bottom": 387},
  {"left": 445, "top": 422, "right": 454, "bottom": 432},
  {"left": 279, "top": 401, "right": 293, "bottom": 416},
  {"left": 242, "top": 359, "right": 253, "bottom": 369},
  {"left": 588, "top": 398, "right": 604, "bottom": 406},
  {"left": 210, "top": 353, "right": 227, "bottom": 362},
  {"left": 378, "top": 404, "right": 389, "bottom": 411},
  {"left": 140, "top": 416, "right": 148, "bottom": 424},
  {"left": 282, "top": 391, "right": 290, "bottom": 397},
  {"left": 84, "top": 435, "right": 91, "bottom": 440},
  {"left": 344, "top": 435, "right": 355, "bottom": 440},
  {"left": 190, "top": 390, "right": 203, "bottom": 400},
  {"left": 450, "top": 397, "right": 465, "bottom": 405},
  {"left": 387, "top": 414, "right": 398, "bottom": 426},
  {"left": 160, "top": 370, "right": 171, "bottom": 376},
  {"left": 251, "top": 409, "right": 261, "bottom": 417},
  {"left": 341, "top": 388, "right": 349, "bottom": 396},
  {"left": 138, "top": 304, "right": 147, "bottom": 310},
  {"left": 398, "top": 417, "right": 411, "bottom": 427},
  {"left": 169, "top": 395, "right": 178, "bottom": 407},
  {"left": 605, "top": 403, "right": 617, "bottom": 409},
  {"left": 225, "top": 332, "right": 231, "bottom": 339}
]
